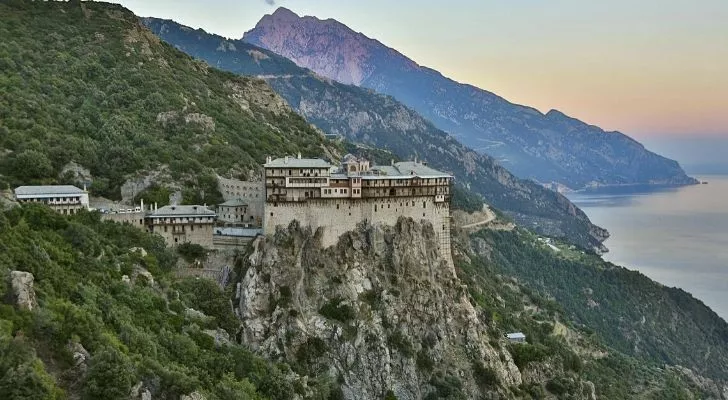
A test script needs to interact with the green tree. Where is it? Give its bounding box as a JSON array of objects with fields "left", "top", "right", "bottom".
[{"left": 82, "top": 346, "right": 134, "bottom": 400}]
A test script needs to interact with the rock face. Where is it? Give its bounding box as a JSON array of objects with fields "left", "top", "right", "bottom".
[
  {"left": 145, "top": 18, "right": 610, "bottom": 252},
  {"left": 236, "top": 218, "right": 521, "bottom": 399},
  {"left": 243, "top": 8, "right": 697, "bottom": 190},
  {"left": 10, "top": 271, "right": 37, "bottom": 311}
]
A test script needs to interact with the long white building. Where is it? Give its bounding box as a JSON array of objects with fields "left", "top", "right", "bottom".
[{"left": 14, "top": 185, "right": 89, "bottom": 215}]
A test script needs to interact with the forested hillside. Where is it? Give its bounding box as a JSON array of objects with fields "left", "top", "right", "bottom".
[
  {"left": 471, "top": 229, "right": 728, "bottom": 382},
  {"left": 0, "top": 1, "right": 336, "bottom": 200},
  {"left": 0, "top": 204, "right": 338, "bottom": 399},
  {"left": 2, "top": 204, "right": 721, "bottom": 399}
]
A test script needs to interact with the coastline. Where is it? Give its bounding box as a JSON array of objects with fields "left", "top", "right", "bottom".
[{"left": 568, "top": 175, "right": 728, "bottom": 321}]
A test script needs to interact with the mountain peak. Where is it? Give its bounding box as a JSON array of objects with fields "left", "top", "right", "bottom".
[{"left": 269, "top": 6, "right": 300, "bottom": 20}]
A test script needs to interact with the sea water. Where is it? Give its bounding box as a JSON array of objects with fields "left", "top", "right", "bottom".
[{"left": 567, "top": 175, "right": 728, "bottom": 321}]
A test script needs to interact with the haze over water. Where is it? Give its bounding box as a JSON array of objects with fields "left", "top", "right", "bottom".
[{"left": 568, "top": 175, "right": 728, "bottom": 321}]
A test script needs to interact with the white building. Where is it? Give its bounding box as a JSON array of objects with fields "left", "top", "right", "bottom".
[
  {"left": 506, "top": 332, "right": 526, "bottom": 343},
  {"left": 14, "top": 185, "right": 89, "bottom": 215}
]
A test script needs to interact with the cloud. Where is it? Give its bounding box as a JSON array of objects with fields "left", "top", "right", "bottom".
[{"left": 264, "top": 0, "right": 276, "bottom": 5}]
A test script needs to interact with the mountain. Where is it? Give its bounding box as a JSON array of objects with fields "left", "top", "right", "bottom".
[
  {"left": 0, "top": 1, "right": 336, "bottom": 202},
  {"left": 145, "top": 18, "right": 610, "bottom": 252},
  {"left": 1, "top": 3, "right": 726, "bottom": 398},
  {"left": 243, "top": 7, "right": 698, "bottom": 190}
]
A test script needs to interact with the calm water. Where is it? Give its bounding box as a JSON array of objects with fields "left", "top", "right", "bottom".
[{"left": 567, "top": 175, "right": 728, "bottom": 321}]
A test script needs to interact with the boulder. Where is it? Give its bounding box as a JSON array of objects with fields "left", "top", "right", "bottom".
[
  {"left": 10, "top": 271, "right": 37, "bottom": 311},
  {"left": 131, "top": 381, "right": 153, "bottom": 400},
  {"left": 180, "top": 391, "right": 205, "bottom": 400},
  {"left": 203, "top": 328, "right": 232, "bottom": 347},
  {"left": 129, "top": 247, "right": 148, "bottom": 257}
]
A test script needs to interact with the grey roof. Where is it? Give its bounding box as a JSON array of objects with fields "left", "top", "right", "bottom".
[
  {"left": 219, "top": 199, "right": 247, "bottom": 207},
  {"left": 214, "top": 227, "right": 263, "bottom": 237},
  {"left": 148, "top": 205, "right": 216, "bottom": 218},
  {"left": 14, "top": 185, "right": 85, "bottom": 196},
  {"left": 363, "top": 162, "right": 452, "bottom": 179},
  {"left": 264, "top": 156, "right": 332, "bottom": 169},
  {"left": 393, "top": 161, "right": 452, "bottom": 178},
  {"left": 506, "top": 332, "right": 526, "bottom": 339}
]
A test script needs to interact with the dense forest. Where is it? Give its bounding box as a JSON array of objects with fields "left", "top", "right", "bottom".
[
  {"left": 0, "top": 0, "right": 336, "bottom": 200},
  {"left": 0, "top": 204, "right": 335, "bottom": 399}
]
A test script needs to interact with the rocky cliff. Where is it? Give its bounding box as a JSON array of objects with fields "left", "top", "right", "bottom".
[
  {"left": 236, "top": 218, "right": 523, "bottom": 398},
  {"left": 232, "top": 217, "right": 725, "bottom": 399},
  {"left": 243, "top": 7, "right": 697, "bottom": 190}
]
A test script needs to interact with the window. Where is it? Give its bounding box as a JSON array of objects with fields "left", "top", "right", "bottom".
[{"left": 164, "top": 226, "right": 168, "bottom": 233}]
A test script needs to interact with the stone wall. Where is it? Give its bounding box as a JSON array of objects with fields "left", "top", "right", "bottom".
[
  {"left": 152, "top": 224, "right": 215, "bottom": 248},
  {"left": 217, "top": 177, "right": 264, "bottom": 226},
  {"left": 264, "top": 196, "right": 451, "bottom": 263},
  {"left": 101, "top": 212, "right": 146, "bottom": 229}
]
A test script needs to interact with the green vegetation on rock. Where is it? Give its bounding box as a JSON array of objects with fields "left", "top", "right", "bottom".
[{"left": 0, "top": 204, "right": 336, "bottom": 399}]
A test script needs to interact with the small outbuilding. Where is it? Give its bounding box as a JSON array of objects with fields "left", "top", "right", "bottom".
[{"left": 506, "top": 332, "right": 526, "bottom": 343}]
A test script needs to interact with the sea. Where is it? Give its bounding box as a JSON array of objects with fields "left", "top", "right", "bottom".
[{"left": 567, "top": 175, "right": 728, "bottom": 322}]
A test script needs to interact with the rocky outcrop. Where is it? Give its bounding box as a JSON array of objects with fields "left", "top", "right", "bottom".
[
  {"left": 180, "top": 392, "right": 206, "bottom": 400},
  {"left": 236, "top": 218, "right": 521, "bottom": 399},
  {"left": 10, "top": 271, "right": 37, "bottom": 311},
  {"left": 60, "top": 161, "right": 92, "bottom": 185}
]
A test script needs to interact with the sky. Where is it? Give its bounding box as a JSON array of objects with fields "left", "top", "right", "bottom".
[{"left": 115, "top": 0, "right": 728, "bottom": 140}]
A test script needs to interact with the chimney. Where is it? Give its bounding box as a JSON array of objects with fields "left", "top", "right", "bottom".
[
  {"left": 266, "top": 156, "right": 272, "bottom": 164},
  {"left": 285, "top": 156, "right": 289, "bottom": 164},
  {"left": 154, "top": 202, "right": 158, "bottom": 211},
  {"left": 297, "top": 152, "right": 301, "bottom": 159},
  {"left": 140, "top": 198, "right": 144, "bottom": 211},
  {"left": 391, "top": 159, "right": 394, "bottom": 166}
]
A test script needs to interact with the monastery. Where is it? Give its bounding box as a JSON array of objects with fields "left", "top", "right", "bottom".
[
  {"left": 13, "top": 155, "right": 453, "bottom": 256},
  {"left": 263, "top": 154, "right": 453, "bottom": 259}
]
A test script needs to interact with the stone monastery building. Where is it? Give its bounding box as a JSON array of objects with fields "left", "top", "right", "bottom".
[{"left": 263, "top": 154, "right": 453, "bottom": 259}]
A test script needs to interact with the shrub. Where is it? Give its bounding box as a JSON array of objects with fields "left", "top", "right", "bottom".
[
  {"left": 387, "top": 330, "right": 414, "bottom": 358},
  {"left": 319, "top": 298, "right": 355, "bottom": 323},
  {"left": 472, "top": 361, "right": 499, "bottom": 388},
  {"left": 177, "top": 242, "right": 207, "bottom": 262}
]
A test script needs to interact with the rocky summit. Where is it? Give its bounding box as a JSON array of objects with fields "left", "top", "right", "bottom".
[{"left": 243, "top": 7, "right": 697, "bottom": 190}]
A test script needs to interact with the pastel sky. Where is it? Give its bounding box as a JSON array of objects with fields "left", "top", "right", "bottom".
[{"left": 116, "top": 0, "right": 728, "bottom": 139}]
